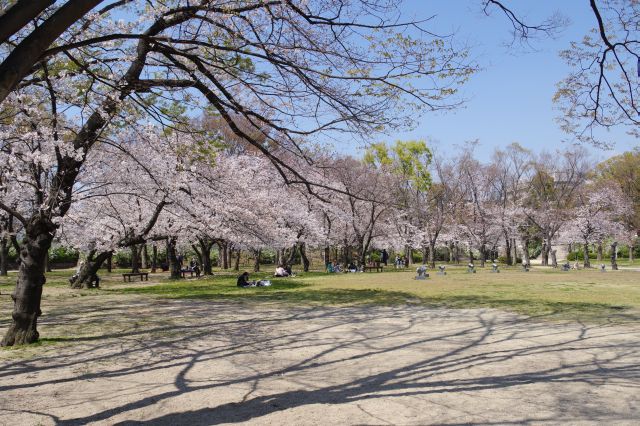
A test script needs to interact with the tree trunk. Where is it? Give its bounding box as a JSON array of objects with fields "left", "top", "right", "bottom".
[
  {"left": 0, "top": 237, "right": 8, "bottom": 276},
  {"left": 219, "top": 241, "right": 229, "bottom": 270},
  {"left": 597, "top": 242, "right": 603, "bottom": 262},
  {"left": 69, "top": 251, "right": 111, "bottom": 289},
  {"left": 130, "top": 245, "right": 141, "bottom": 273},
  {"left": 167, "top": 238, "right": 180, "bottom": 279},
  {"left": 504, "top": 236, "right": 512, "bottom": 266},
  {"left": 344, "top": 244, "right": 352, "bottom": 266},
  {"left": 323, "top": 246, "right": 330, "bottom": 267},
  {"left": 1, "top": 217, "right": 55, "bottom": 346},
  {"left": 234, "top": 249, "right": 241, "bottom": 271},
  {"left": 428, "top": 241, "right": 436, "bottom": 268},
  {"left": 142, "top": 244, "right": 149, "bottom": 269},
  {"left": 611, "top": 242, "right": 618, "bottom": 270},
  {"left": 191, "top": 244, "right": 203, "bottom": 267},
  {"left": 583, "top": 241, "right": 591, "bottom": 268},
  {"left": 253, "top": 249, "right": 261, "bottom": 272},
  {"left": 522, "top": 238, "right": 530, "bottom": 267},
  {"left": 106, "top": 252, "right": 113, "bottom": 273},
  {"left": 550, "top": 249, "right": 558, "bottom": 268},
  {"left": 299, "top": 242, "right": 310, "bottom": 272},
  {"left": 630, "top": 244, "right": 635, "bottom": 262},
  {"left": 541, "top": 240, "right": 549, "bottom": 266},
  {"left": 511, "top": 238, "right": 517, "bottom": 265},
  {"left": 479, "top": 244, "right": 486, "bottom": 268},
  {"left": 45, "top": 251, "right": 52, "bottom": 272},
  {"left": 199, "top": 239, "right": 213, "bottom": 275},
  {"left": 151, "top": 244, "right": 157, "bottom": 273}
]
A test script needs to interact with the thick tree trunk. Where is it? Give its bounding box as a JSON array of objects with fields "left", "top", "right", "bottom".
[
  {"left": 597, "top": 242, "right": 603, "bottom": 262},
  {"left": 142, "top": 244, "right": 149, "bottom": 269},
  {"left": 0, "top": 238, "right": 8, "bottom": 276},
  {"left": 199, "top": 239, "right": 213, "bottom": 275},
  {"left": 299, "top": 242, "right": 310, "bottom": 272},
  {"left": 583, "top": 241, "right": 591, "bottom": 268},
  {"left": 2, "top": 218, "right": 55, "bottom": 346},
  {"left": 288, "top": 244, "right": 299, "bottom": 266},
  {"left": 323, "top": 246, "right": 330, "bottom": 267},
  {"left": 611, "top": 242, "right": 618, "bottom": 270},
  {"left": 541, "top": 240, "right": 549, "bottom": 266},
  {"left": 511, "top": 238, "right": 517, "bottom": 265},
  {"left": 106, "top": 252, "right": 113, "bottom": 273},
  {"left": 550, "top": 249, "right": 558, "bottom": 268},
  {"left": 69, "top": 251, "right": 111, "bottom": 289},
  {"left": 167, "top": 238, "right": 180, "bottom": 279},
  {"left": 218, "top": 241, "right": 229, "bottom": 270},
  {"left": 479, "top": 244, "right": 486, "bottom": 268},
  {"left": 130, "top": 245, "right": 140, "bottom": 273},
  {"left": 151, "top": 244, "right": 157, "bottom": 273},
  {"left": 630, "top": 244, "right": 635, "bottom": 262}
]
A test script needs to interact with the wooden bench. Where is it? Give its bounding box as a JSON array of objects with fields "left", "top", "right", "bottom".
[
  {"left": 364, "top": 264, "right": 384, "bottom": 272},
  {"left": 180, "top": 268, "right": 201, "bottom": 278},
  {"left": 122, "top": 272, "right": 149, "bottom": 282}
]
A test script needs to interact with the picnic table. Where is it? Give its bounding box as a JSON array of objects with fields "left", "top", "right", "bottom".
[{"left": 122, "top": 272, "right": 149, "bottom": 282}]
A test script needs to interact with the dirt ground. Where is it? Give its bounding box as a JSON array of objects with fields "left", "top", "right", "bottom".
[{"left": 1, "top": 293, "right": 639, "bottom": 425}]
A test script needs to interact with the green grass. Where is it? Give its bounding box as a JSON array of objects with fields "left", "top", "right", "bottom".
[
  {"left": 101, "top": 266, "right": 640, "bottom": 323},
  {"left": 3, "top": 266, "right": 640, "bottom": 323}
]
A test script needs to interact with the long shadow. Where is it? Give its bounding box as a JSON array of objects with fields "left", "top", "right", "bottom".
[
  {"left": 43, "top": 309, "right": 640, "bottom": 424},
  {"left": 2, "top": 298, "right": 640, "bottom": 425}
]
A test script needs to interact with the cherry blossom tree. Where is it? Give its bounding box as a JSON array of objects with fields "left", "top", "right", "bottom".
[
  {"left": 524, "top": 148, "right": 591, "bottom": 266},
  {"left": 0, "top": 0, "right": 476, "bottom": 346},
  {"left": 561, "top": 183, "right": 632, "bottom": 268}
]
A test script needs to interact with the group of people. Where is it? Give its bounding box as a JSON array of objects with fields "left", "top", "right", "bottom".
[
  {"left": 394, "top": 255, "right": 410, "bottom": 269},
  {"left": 178, "top": 257, "right": 201, "bottom": 277},
  {"left": 327, "top": 261, "right": 362, "bottom": 273}
]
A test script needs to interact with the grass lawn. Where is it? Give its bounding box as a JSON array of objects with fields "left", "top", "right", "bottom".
[{"left": 1, "top": 265, "right": 639, "bottom": 323}]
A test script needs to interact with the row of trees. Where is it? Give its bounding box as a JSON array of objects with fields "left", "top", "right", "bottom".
[{"left": 0, "top": 0, "right": 638, "bottom": 350}]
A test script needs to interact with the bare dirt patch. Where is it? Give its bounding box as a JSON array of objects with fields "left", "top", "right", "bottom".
[{"left": 1, "top": 293, "right": 639, "bottom": 425}]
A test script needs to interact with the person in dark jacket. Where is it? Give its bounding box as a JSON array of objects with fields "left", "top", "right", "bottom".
[
  {"left": 237, "top": 272, "right": 254, "bottom": 287},
  {"left": 381, "top": 249, "right": 389, "bottom": 266}
]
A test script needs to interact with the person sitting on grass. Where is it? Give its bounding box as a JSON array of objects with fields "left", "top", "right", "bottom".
[
  {"left": 275, "top": 265, "right": 289, "bottom": 277},
  {"left": 327, "top": 262, "right": 335, "bottom": 273},
  {"left": 237, "top": 271, "right": 255, "bottom": 287},
  {"left": 347, "top": 261, "right": 357, "bottom": 273}
]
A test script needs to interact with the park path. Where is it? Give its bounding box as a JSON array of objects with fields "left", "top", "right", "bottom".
[{"left": 1, "top": 295, "right": 639, "bottom": 425}]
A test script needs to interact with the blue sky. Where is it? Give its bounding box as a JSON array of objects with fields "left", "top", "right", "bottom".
[{"left": 344, "top": 0, "right": 639, "bottom": 162}]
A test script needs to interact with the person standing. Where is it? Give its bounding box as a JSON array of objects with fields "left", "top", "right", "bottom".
[{"left": 382, "top": 249, "right": 389, "bottom": 266}]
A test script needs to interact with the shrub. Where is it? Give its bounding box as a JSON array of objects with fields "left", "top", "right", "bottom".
[
  {"left": 49, "top": 246, "right": 79, "bottom": 264},
  {"left": 496, "top": 256, "right": 522, "bottom": 264},
  {"left": 567, "top": 250, "right": 598, "bottom": 261}
]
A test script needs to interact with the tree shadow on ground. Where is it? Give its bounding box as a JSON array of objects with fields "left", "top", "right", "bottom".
[{"left": 1, "top": 299, "right": 639, "bottom": 425}]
